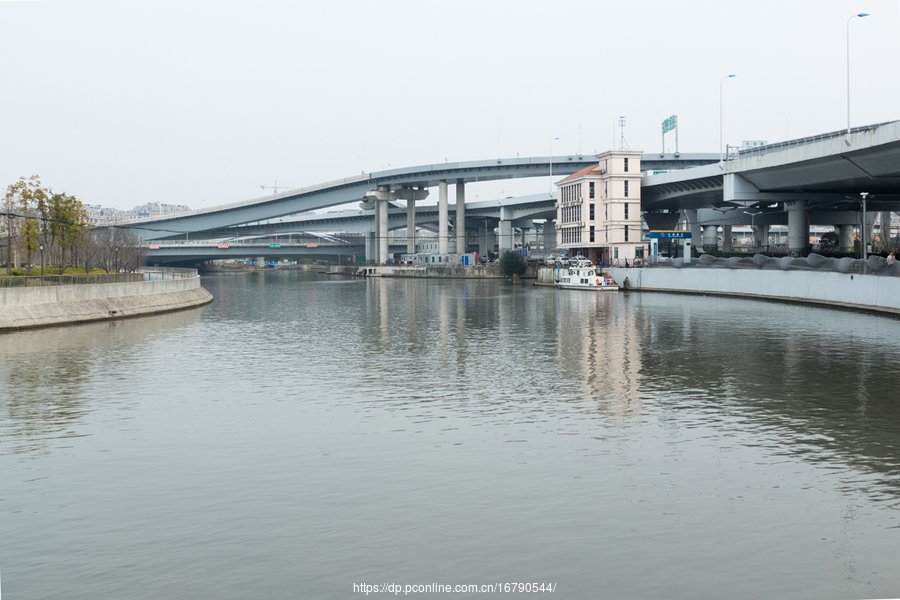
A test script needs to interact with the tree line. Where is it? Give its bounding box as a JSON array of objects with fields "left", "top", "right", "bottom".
[{"left": 2, "top": 175, "right": 147, "bottom": 276}]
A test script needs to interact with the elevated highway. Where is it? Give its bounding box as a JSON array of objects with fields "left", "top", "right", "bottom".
[
  {"left": 128, "top": 154, "right": 718, "bottom": 242},
  {"left": 642, "top": 120, "right": 900, "bottom": 253}
]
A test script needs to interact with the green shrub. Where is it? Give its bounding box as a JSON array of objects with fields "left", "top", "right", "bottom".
[{"left": 499, "top": 251, "right": 526, "bottom": 277}]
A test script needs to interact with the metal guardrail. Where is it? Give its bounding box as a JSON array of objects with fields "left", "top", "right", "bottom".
[
  {"left": 731, "top": 121, "right": 895, "bottom": 161},
  {"left": 0, "top": 267, "right": 198, "bottom": 288},
  {"left": 0, "top": 273, "right": 145, "bottom": 288},
  {"left": 138, "top": 267, "right": 198, "bottom": 280}
]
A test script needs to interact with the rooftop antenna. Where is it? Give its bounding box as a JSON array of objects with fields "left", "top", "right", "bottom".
[{"left": 619, "top": 116, "right": 630, "bottom": 150}]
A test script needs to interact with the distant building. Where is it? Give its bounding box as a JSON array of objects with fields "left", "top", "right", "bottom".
[
  {"left": 85, "top": 201, "right": 191, "bottom": 225},
  {"left": 556, "top": 150, "right": 647, "bottom": 265}
]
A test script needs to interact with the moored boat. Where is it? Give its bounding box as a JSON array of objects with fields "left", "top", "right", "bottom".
[{"left": 554, "top": 266, "right": 620, "bottom": 291}]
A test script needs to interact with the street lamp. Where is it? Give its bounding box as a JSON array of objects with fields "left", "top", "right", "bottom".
[
  {"left": 744, "top": 210, "right": 763, "bottom": 248},
  {"left": 549, "top": 137, "right": 560, "bottom": 193},
  {"left": 40, "top": 244, "right": 43, "bottom": 281},
  {"left": 115, "top": 246, "right": 119, "bottom": 274},
  {"left": 847, "top": 13, "right": 870, "bottom": 136},
  {"left": 720, "top": 74, "right": 736, "bottom": 162},
  {"left": 860, "top": 191, "right": 869, "bottom": 264}
]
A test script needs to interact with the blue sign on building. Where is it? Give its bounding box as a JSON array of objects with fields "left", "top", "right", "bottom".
[{"left": 646, "top": 230, "right": 691, "bottom": 239}]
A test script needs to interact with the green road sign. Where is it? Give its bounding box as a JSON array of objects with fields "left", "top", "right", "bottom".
[
  {"left": 662, "top": 115, "right": 677, "bottom": 133},
  {"left": 270, "top": 244, "right": 281, "bottom": 248}
]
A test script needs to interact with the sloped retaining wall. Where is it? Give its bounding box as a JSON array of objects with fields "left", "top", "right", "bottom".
[
  {"left": 608, "top": 267, "right": 900, "bottom": 315},
  {"left": 0, "top": 275, "right": 213, "bottom": 331}
]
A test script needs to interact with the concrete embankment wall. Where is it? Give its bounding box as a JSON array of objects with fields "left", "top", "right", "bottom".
[
  {"left": 0, "top": 276, "right": 213, "bottom": 331},
  {"left": 609, "top": 267, "right": 900, "bottom": 315}
]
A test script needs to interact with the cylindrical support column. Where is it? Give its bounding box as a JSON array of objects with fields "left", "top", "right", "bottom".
[
  {"left": 406, "top": 198, "right": 416, "bottom": 255},
  {"left": 880, "top": 211, "right": 892, "bottom": 246},
  {"left": 479, "top": 221, "right": 490, "bottom": 257},
  {"left": 455, "top": 180, "right": 466, "bottom": 255},
  {"left": 786, "top": 200, "right": 810, "bottom": 256},
  {"left": 375, "top": 197, "right": 389, "bottom": 264},
  {"left": 438, "top": 181, "right": 449, "bottom": 254},
  {"left": 837, "top": 225, "right": 853, "bottom": 253},
  {"left": 722, "top": 224, "right": 733, "bottom": 252},
  {"left": 258, "top": 256, "right": 265, "bottom": 268},
  {"left": 684, "top": 209, "right": 701, "bottom": 247},
  {"left": 543, "top": 221, "right": 557, "bottom": 251},
  {"left": 702, "top": 225, "right": 717, "bottom": 250},
  {"left": 498, "top": 221, "right": 513, "bottom": 253},
  {"left": 366, "top": 230, "right": 376, "bottom": 263},
  {"left": 752, "top": 224, "right": 769, "bottom": 248}
]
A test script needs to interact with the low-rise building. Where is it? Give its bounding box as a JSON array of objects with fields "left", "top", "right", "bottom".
[{"left": 556, "top": 150, "right": 647, "bottom": 265}]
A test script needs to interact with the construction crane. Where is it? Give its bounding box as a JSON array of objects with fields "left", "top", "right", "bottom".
[{"left": 260, "top": 180, "right": 298, "bottom": 194}]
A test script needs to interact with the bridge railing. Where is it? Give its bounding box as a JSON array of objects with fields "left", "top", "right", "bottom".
[
  {"left": 148, "top": 234, "right": 371, "bottom": 246},
  {"left": 138, "top": 267, "right": 199, "bottom": 280},
  {"left": 733, "top": 121, "right": 895, "bottom": 160}
]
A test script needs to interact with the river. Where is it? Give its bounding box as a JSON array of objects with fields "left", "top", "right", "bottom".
[{"left": 1, "top": 271, "right": 899, "bottom": 599}]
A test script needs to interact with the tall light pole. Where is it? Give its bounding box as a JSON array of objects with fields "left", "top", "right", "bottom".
[
  {"left": 720, "top": 74, "right": 736, "bottom": 162},
  {"left": 549, "top": 137, "right": 560, "bottom": 193},
  {"left": 847, "top": 13, "right": 870, "bottom": 136},
  {"left": 40, "top": 244, "right": 44, "bottom": 280},
  {"left": 860, "top": 192, "right": 869, "bottom": 264}
]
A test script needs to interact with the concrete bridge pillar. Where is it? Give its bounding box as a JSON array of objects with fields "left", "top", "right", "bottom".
[
  {"left": 838, "top": 224, "right": 854, "bottom": 253},
  {"left": 390, "top": 186, "right": 428, "bottom": 257},
  {"left": 752, "top": 225, "right": 769, "bottom": 249},
  {"left": 684, "top": 209, "right": 702, "bottom": 247},
  {"left": 377, "top": 198, "right": 389, "bottom": 263},
  {"left": 786, "top": 200, "right": 810, "bottom": 256},
  {"left": 456, "top": 180, "right": 466, "bottom": 254},
  {"left": 479, "top": 221, "right": 490, "bottom": 257},
  {"left": 366, "top": 230, "right": 376, "bottom": 263},
  {"left": 722, "top": 225, "right": 733, "bottom": 252},
  {"left": 438, "top": 181, "right": 449, "bottom": 254},
  {"left": 406, "top": 198, "right": 416, "bottom": 254},
  {"left": 702, "top": 225, "right": 717, "bottom": 251},
  {"left": 364, "top": 186, "right": 394, "bottom": 264},
  {"left": 543, "top": 221, "right": 557, "bottom": 252},
  {"left": 498, "top": 221, "right": 513, "bottom": 254},
  {"left": 880, "top": 211, "right": 892, "bottom": 245}
]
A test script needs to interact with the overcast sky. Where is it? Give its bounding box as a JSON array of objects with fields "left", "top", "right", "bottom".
[{"left": 2, "top": 0, "right": 898, "bottom": 211}]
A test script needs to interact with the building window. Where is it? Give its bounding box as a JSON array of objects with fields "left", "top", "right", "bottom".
[
  {"left": 635, "top": 246, "right": 644, "bottom": 259},
  {"left": 589, "top": 226, "right": 595, "bottom": 242},
  {"left": 624, "top": 180, "right": 629, "bottom": 197},
  {"left": 589, "top": 182, "right": 595, "bottom": 198},
  {"left": 624, "top": 203, "right": 629, "bottom": 219},
  {"left": 625, "top": 225, "right": 629, "bottom": 241},
  {"left": 614, "top": 247, "right": 619, "bottom": 259},
  {"left": 589, "top": 204, "right": 595, "bottom": 220},
  {"left": 624, "top": 158, "right": 629, "bottom": 172}
]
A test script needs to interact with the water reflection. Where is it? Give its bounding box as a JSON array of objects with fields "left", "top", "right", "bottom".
[{"left": 0, "top": 307, "right": 205, "bottom": 456}]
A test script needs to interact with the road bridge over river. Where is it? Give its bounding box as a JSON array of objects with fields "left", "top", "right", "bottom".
[
  {"left": 642, "top": 120, "right": 900, "bottom": 254},
  {"left": 127, "top": 119, "right": 900, "bottom": 263}
]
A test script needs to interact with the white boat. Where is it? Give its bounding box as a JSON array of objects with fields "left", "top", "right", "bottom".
[{"left": 554, "top": 266, "right": 620, "bottom": 291}]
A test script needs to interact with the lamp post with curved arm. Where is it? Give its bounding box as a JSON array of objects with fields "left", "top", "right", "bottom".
[
  {"left": 720, "top": 75, "right": 736, "bottom": 162},
  {"left": 847, "top": 13, "right": 870, "bottom": 136}
]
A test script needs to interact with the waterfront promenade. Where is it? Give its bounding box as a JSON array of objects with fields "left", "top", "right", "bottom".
[{"left": 0, "top": 267, "right": 212, "bottom": 331}]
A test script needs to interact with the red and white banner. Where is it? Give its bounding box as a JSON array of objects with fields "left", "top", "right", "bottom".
[
  {"left": 218, "top": 244, "right": 229, "bottom": 249},
  {"left": 148, "top": 245, "right": 160, "bottom": 249},
  {"left": 306, "top": 243, "right": 318, "bottom": 248}
]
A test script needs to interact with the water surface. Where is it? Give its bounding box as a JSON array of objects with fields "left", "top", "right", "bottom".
[{"left": 2, "top": 271, "right": 899, "bottom": 599}]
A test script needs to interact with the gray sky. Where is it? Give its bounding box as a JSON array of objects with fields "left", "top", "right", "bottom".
[{"left": 2, "top": 0, "right": 898, "bottom": 211}]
